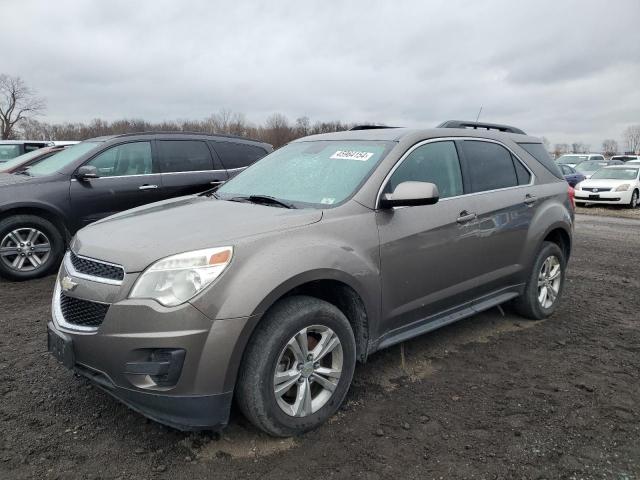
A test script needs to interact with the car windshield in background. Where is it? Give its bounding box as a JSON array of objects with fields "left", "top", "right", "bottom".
[
  {"left": 26, "top": 142, "right": 101, "bottom": 177},
  {"left": 0, "top": 145, "right": 22, "bottom": 161},
  {"left": 590, "top": 168, "right": 639, "bottom": 180},
  {"left": 0, "top": 149, "right": 46, "bottom": 170},
  {"left": 216, "top": 140, "right": 395, "bottom": 208},
  {"left": 556, "top": 155, "right": 588, "bottom": 164},
  {"left": 575, "top": 161, "right": 607, "bottom": 172}
]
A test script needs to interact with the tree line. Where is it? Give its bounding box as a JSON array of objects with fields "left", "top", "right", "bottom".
[{"left": 2, "top": 73, "right": 640, "bottom": 153}]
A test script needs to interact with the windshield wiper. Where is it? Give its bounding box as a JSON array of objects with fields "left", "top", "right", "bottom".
[
  {"left": 230, "top": 195, "right": 296, "bottom": 209},
  {"left": 14, "top": 170, "right": 32, "bottom": 176}
]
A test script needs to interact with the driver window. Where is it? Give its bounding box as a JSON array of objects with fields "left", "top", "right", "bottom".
[
  {"left": 386, "top": 141, "right": 463, "bottom": 199},
  {"left": 85, "top": 142, "right": 152, "bottom": 177}
]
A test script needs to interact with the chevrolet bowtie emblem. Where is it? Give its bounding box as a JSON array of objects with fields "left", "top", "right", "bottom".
[{"left": 61, "top": 276, "right": 78, "bottom": 292}]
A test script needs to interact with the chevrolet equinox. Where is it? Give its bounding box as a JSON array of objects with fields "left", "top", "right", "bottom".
[{"left": 47, "top": 121, "right": 574, "bottom": 437}]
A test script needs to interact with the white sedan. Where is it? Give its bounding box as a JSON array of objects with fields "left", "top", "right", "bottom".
[{"left": 574, "top": 165, "right": 640, "bottom": 208}]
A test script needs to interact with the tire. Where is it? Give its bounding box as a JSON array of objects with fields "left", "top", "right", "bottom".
[
  {"left": 512, "top": 241, "right": 566, "bottom": 320},
  {"left": 628, "top": 190, "right": 639, "bottom": 209},
  {"left": 236, "top": 295, "right": 356, "bottom": 437},
  {"left": 0, "top": 215, "right": 65, "bottom": 281}
]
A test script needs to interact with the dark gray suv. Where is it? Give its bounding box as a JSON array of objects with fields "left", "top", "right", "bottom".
[
  {"left": 47, "top": 121, "right": 574, "bottom": 437},
  {"left": 0, "top": 132, "right": 272, "bottom": 281}
]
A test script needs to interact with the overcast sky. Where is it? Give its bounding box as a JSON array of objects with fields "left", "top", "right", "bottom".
[{"left": 2, "top": 0, "right": 639, "bottom": 149}]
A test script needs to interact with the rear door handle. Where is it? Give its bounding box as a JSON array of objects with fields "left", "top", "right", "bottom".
[
  {"left": 210, "top": 180, "right": 225, "bottom": 185},
  {"left": 456, "top": 211, "right": 477, "bottom": 223},
  {"left": 138, "top": 184, "right": 158, "bottom": 190},
  {"left": 524, "top": 194, "right": 537, "bottom": 205}
]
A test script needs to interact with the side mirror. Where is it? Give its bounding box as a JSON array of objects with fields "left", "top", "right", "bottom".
[
  {"left": 76, "top": 165, "right": 99, "bottom": 180},
  {"left": 379, "top": 181, "right": 440, "bottom": 209}
]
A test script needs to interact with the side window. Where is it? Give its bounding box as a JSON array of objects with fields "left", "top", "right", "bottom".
[
  {"left": 85, "top": 142, "right": 152, "bottom": 177},
  {"left": 211, "top": 142, "right": 267, "bottom": 170},
  {"left": 157, "top": 140, "right": 213, "bottom": 173},
  {"left": 592, "top": 155, "right": 604, "bottom": 161},
  {"left": 461, "top": 141, "right": 518, "bottom": 193},
  {"left": 386, "top": 141, "right": 463, "bottom": 199},
  {"left": 560, "top": 165, "right": 570, "bottom": 175},
  {"left": 513, "top": 154, "right": 532, "bottom": 185}
]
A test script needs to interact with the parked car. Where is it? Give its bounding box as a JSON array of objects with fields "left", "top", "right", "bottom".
[
  {"left": 0, "top": 146, "right": 66, "bottom": 174},
  {"left": 559, "top": 164, "right": 586, "bottom": 187},
  {"left": 0, "top": 140, "right": 55, "bottom": 162},
  {"left": 626, "top": 159, "right": 640, "bottom": 166},
  {"left": 0, "top": 132, "right": 272, "bottom": 280},
  {"left": 575, "top": 159, "right": 623, "bottom": 178},
  {"left": 610, "top": 155, "right": 640, "bottom": 163},
  {"left": 556, "top": 153, "right": 605, "bottom": 168},
  {"left": 47, "top": 121, "right": 573, "bottom": 436},
  {"left": 574, "top": 165, "right": 640, "bottom": 208}
]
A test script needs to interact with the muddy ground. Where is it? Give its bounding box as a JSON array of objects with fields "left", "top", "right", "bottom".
[{"left": 1, "top": 213, "right": 639, "bottom": 480}]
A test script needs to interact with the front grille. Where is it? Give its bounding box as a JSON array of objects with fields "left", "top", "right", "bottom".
[
  {"left": 59, "top": 293, "right": 109, "bottom": 328},
  {"left": 70, "top": 251, "right": 124, "bottom": 281},
  {"left": 582, "top": 187, "right": 611, "bottom": 192}
]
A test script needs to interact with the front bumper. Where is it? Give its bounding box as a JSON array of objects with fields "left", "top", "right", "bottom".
[
  {"left": 48, "top": 261, "right": 251, "bottom": 431},
  {"left": 574, "top": 189, "right": 631, "bottom": 205}
]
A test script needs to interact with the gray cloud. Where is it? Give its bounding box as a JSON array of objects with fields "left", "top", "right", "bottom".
[{"left": 2, "top": 0, "right": 639, "bottom": 149}]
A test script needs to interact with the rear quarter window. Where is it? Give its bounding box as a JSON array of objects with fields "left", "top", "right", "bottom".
[{"left": 518, "top": 143, "right": 564, "bottom": 179}]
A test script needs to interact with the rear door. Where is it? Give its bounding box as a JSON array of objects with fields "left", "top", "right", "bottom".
[
  {"left": 156, "top": 140, "right": 227, "bottom": 199},
  {"left": 69, "top": 141, "right": 163, "bottom": 227},
  {"left": 456, "top": 139, "right": 537, "bottom": 295},
  {"left": 210, "top": 141, "right": 268, "bottom": 178}
]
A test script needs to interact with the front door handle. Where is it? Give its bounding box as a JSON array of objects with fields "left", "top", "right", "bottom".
[
  {"left": 138, "top": 184, "right": 158, "bottom": 190},
  {"left": 524, "top": 194, "right": 537, "bottom": 205},
  {"left": 456, "top": 211, "right": 477, "bottom": 223}
]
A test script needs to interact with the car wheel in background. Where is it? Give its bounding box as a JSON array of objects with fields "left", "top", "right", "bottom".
[
  {"left": 0, "top": 215, "right": 65, "bottom": 281},
  {"left": 236, "top": 295, "right": 356, "bottom": 437},
  {"left": 512, "top": 241, "right": 566, "bottom": 320},
  {"left": 628, "top": 190, "right": 639, "bottom": 209}
]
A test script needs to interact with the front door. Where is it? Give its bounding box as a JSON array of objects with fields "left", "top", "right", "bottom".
[
  {"left": 69, "top": 141, "right": 163, "bottom": 229},
  {"left": 377, "top": 140, "right": 482, "bottom": 336}
]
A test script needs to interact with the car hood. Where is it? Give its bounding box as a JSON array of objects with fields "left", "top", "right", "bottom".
[{"left": 72, "top": 196, "right": 323, "bottom": 272}]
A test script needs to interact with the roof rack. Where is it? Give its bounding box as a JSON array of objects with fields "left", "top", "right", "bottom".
[
  {"left": 112, "top": 131, "right": 266, "bottom": 144},
  {"left": 349, "top": 125, "right": 399, "bottom": 131},
  {"left": 437, "top": 120, "right": 526, "bottom": 135}
]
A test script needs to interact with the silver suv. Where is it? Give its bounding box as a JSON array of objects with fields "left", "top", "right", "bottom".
[{"left": 47, "top": 121, "right": 574, "bottom": 436}]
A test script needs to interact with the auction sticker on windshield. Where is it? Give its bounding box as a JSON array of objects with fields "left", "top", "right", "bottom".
[{"left": 330, "top": 150, "right": 375, "bottom": 161}]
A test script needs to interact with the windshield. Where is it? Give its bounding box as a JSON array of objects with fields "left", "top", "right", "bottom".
[
  {"left": 0, "top": 144, "right": 21, "bottom": 161},
  {"left": 27, "top": 142, "right": 101, "bottom": 176},
  {"left": 590, "top": 168, "right": 639, "bottom": 180},
  {"left": 216, "top": 140, "right": 395, "bottom": 208},
  {"left": 0, "top": 148, "right": 50, "bottom": 170},
  {"left": 576, "top": 161, "right": 607, "bottom": 172},
  {"left": 556, "top": 155, "right": 587, "bottom": 164}
]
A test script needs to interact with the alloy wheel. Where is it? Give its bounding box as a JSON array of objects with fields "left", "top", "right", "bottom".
[
  {"left": 0, "top": 228, "right": 51, "bottom": 272},
  {"left": 273, "top": 325, "right": 343, "bottom": 417},
  {"left": 537, "top": 255, "right": 561, "bottom": 309}
]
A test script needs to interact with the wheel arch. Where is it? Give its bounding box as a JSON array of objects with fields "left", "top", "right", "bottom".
[
  {"left": 0, "top": 204, "right": 71, "bottom": 242},
  {"left": 223, "top": 270, "right": 374, "bottom": 392}
]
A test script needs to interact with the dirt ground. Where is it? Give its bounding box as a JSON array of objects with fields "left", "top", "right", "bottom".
[
  {"left": 575, "top": 204, "right": 640, "bottom": 220},
  {"left": 1, "top": 213, "right": 639, "bottom": 480}
]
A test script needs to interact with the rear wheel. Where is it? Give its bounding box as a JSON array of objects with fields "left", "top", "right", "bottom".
[
  {"left": 0, "top": 215, "right": 65, "bottom": 281},
  {"left": 236, "top": 295, "right": 356, "bottom": 437},
  {"left": 513, "top": 241, "right": 566, "bottom": 320}
]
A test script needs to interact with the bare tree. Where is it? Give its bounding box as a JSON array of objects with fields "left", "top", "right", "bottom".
[
  {"left": 622, "top": 125, "right": 640, "bottom": 154},
  {"left": 601, "top": 139, "right": 618, "bottom": 158},
  {"left": 554, "top": 143, "right": 570, "bottom": 157},
  {"left": 571, "top": 142, "right": 589, "bottom": 154},
  {"left": 0, "top": 74, "right": 45, "bottom": 139}
]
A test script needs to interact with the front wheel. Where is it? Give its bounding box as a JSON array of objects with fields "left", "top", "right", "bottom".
[
  {"left": 513, "top": 241, "right": 566, "bottom": 320},
  {"left": 0, "top": 215, "right": 65, "bottom": 281},
  {"left": 236, "top": 295, "right": 356, "bottom": 437},
  {"left": 628, "top": 190, "right": 639, "bottom": 209}
]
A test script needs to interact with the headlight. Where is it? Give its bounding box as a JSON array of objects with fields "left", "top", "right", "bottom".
[
  {"left": 615, "top": 184, "right": 630, "bottom": 192},
  {"left": 574, "top": 183, "right": 582, "bottom": 190},
  {"left": 130, "top": 246, "right": 233, "bottom": 307}
]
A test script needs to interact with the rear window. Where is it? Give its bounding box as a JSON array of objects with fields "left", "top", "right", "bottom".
[
  {"left": 518, "top": 143, "right": 563, "bottom": 179},
  {"left": 211, "top": 142, "right": 268, "bottom": 170}
]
